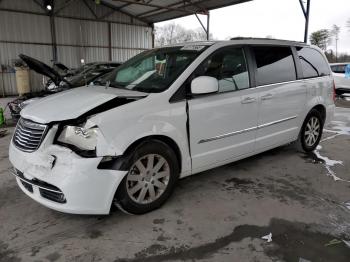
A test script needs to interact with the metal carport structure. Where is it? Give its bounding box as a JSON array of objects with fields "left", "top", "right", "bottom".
[
  {"left": 102, "top": 0, "right": 311, "bottom": 42},
  {"left": 0, "top": 0, "right": 311, "bottom": 96}
]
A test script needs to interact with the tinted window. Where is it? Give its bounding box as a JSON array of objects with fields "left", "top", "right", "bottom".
[
  {"left": 252, "top": 46, "right": 296, "bottom": 86},
  {"left": 297, "top": 47, "right": 330, "bottom": 78},
  {"left": 194, "top": 47, "right": 250, "bottom": 92}
]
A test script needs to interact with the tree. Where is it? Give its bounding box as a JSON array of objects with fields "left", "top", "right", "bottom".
[
  {"left": 330, "top": 25, "right": 340, "bottom": 61},
  {"left": 155, "top": 23, "right": 213, "bottom": 47},
  {"left": 309, "top": 29, "right": 331, "bottom": 51}
]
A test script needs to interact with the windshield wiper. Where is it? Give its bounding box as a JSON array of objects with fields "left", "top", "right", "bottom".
[{"left": 109, "top": 82, "right": 129, "bottom": 90}]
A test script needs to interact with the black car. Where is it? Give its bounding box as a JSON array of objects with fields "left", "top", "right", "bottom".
[{"left": 8, "top": 55, "right": 121, "bottom": 119}]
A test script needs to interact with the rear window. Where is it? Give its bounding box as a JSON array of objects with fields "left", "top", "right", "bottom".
[
  {"left": 296, "top": 47, "right": 330, "bottom": 78},
  {"left": 252, "top": 46, "right": 296, "bottom": 86}
]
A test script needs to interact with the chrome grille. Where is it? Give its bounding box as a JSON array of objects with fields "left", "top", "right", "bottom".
[{"left": 13, "top": 118, "right": 48, "bottom": 152}]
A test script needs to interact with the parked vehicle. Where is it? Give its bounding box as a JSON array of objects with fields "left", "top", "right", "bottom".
[
  {"left": 330, "top": 62, "right": 350, "bottom": 94},
  {"left": 8, "top": 55, "right": 121, "bottom": 119},
  {"left": 9, "top": 39, "right": 335, "bottom": 215}
]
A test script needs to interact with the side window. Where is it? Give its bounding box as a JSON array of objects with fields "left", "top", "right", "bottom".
[
  {"left": 296, "top": 47, "right": 330, "bottom": 78},
  {"left": 252, "top": 46, "right": 296, "bottom": 86},
  {"left": 194, "top": 47, "right": 250, "bottom": 92}
]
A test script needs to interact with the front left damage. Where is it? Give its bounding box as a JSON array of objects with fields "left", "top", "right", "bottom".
[{"left": 9, "top": 95, "right": 146, "bottom": 214}]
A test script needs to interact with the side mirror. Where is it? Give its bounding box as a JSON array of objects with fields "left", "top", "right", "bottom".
[{"left": 191, "top": 76, "right": 219, "bottom": 95}]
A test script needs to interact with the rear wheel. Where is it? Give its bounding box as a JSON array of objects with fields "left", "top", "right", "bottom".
[
  {"left": 114, "top": 140, "right": 179, "bottom": 214},
  {"left": 297, "top": 109, "right": 324, "bottom": 152}
]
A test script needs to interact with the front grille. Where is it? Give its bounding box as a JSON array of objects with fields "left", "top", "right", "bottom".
[
  {"left": 13, "top": 169, "right": 66, "bottom": 204},
  {"left": 39, "top": 188, "right": 66, "bottom": 203},
  {"left": 13, "top": 118, "right": 48, "bottom": 152}
]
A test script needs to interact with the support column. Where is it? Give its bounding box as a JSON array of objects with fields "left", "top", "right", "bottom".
[
  {"left": 299, "top": 0, "right": 311, "bottom": 43},
  {"left": 207, "top": 11, "right": 210, "bottom": 40},
  {"left": 151, "top": 24, "right": 155, "bottom": 48},
  {"left": 50, "top": 15, "right": 57, "bottom": 61},
  {"left": 108, "top": 22, "right": 112, "bottom": 61}
]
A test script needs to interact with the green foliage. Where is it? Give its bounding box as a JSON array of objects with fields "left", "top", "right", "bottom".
[{"left": 309, "top": 29, "right": 331, "bottom": 50}]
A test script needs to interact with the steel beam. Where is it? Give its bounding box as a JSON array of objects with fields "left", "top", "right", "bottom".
[
  {"left": 101, "top": 0, "right": 151, "bottom": 25},
  {"left": 50, "top": 15, "right": 57, "bottom": 61},
  {"left": 54, "top": 0, "right": 77, "bottom": 15},
  {"left": 83, "top": 0, "right": 98, "bottom": 19},
  {"left": 135, "top": 0, "right": 207, "bottom": 18},
  {"left": 0, "top": 40, "right": 149, "bottom": 51},
  {"left": 207, "top": 11, "right": 210, "bottom": 40},
  {"left": 140, "top": 0, "right": 249, "bottom": 20},
  {"left": 108, "top": 22, "right": 112, "bottom": 61},
  {"left": 299, "top": 0, "right": 311, "bottom": 43},
  {"left": 0, "top": 8, "right": 150, "bottom": 27},
  {"left": 112, "top": 0, "right": 195, "bottom": 15}
]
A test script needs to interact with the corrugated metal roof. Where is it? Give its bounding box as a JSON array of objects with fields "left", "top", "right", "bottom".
[{"left": 102, "top": 0, "right": 252, "bottom": 24}]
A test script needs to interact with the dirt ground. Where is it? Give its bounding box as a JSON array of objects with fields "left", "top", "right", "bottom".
[{"left": 0, "top": 99, "right": 349, "bottom": 262}]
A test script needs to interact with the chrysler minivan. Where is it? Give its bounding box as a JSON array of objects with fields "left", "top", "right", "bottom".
[{"left": 9, "top": 38, "right": 335, "bottom": 214}]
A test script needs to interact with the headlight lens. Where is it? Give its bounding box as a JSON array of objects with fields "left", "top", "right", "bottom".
[{"left": 57, "top": 125, "right": 98, "bottom": 151}]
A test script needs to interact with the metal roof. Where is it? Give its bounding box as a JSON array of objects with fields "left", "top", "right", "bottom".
[{"left": 101, "top": 0, "right": 252, "bottom": 24}]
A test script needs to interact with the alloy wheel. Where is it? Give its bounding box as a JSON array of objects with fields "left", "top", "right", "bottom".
[
  {"left": 304, "top": 116, "right": 321, "bottom": 147},
  {"left": 126, "top": 154, "right": 170, "bottom": 204}
]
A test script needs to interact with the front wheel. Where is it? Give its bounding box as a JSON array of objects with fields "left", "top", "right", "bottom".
[
  {"left": 297, "top": 109, "right": 324, "bottom": 152},
  {"left": 114, "top": 140, "right": 179, "bottom": 214}
]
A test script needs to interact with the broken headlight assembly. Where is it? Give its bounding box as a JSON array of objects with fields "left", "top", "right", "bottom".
[{"left": 57, "top": 125, "right": 98, "bottom": 153}]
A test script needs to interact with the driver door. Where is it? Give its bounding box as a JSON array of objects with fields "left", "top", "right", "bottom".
[{"left": 188, "top": 47, "right": 259, "bottom": 173}]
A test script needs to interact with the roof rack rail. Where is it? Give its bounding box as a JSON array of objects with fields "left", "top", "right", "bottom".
[{"left": 230, "top": 37, "right": 306, "bottom": 45}]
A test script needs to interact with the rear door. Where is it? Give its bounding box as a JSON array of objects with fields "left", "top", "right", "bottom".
[
  {"left": 188, "top": 46, "right": 259, "bottom": 173},
  {"left": 251, "top": 45, "right": 307, "bottom": 150}
]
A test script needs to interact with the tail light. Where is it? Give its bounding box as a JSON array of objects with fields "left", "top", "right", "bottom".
[{"left": 332, "top": 80, "right": 336, "bottom": 102}]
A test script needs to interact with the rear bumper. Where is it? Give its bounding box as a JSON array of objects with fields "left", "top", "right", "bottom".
[{"left": 9, "top": 140, "right": 127, "bottom": 215}]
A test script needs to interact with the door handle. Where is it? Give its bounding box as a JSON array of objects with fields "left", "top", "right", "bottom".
[
  {"left": 261, "top": 93, "right": 273, "bottom": 100},
  {"left": 241, "top": 97, "right": 257, "bottom": 104}
]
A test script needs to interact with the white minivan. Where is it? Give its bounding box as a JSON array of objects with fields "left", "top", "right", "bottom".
[{"left": 9, "top": 39, "right": 335, "bottom": 215}]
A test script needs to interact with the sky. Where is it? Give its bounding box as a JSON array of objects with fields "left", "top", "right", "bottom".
[{"left": 156, "top": 0, "right": 350, "bottom": 54}]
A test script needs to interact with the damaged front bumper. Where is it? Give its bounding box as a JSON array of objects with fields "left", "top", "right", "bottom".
[{"left": 9, "top": 129, "right": 127, "bottom": 215}]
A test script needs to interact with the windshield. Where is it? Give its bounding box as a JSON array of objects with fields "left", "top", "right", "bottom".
[{"left": 95, "top": 46, "right": 207, "bottom": 93}]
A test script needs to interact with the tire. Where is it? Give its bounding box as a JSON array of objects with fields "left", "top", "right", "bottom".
[
  {"left": 114, "top": 139, "right": 179, "bottom": 214},
  {"left": 297, "top": 109, "right": 324, "bottom": 152}
]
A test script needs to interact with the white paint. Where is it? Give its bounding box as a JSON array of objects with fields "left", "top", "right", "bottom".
[
  {"left": 314, "top": 145, "right": 343, "bottom": 167},
  {"left": 262, "top": 233, "right": 272, "bottom": 243},
  {"left": 314, "top": 145, "right": 350, "bottom": 183}
]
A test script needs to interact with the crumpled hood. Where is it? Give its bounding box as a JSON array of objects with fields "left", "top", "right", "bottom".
[{"left": 21, "top": 85, "right": 147, "bottom": 123}]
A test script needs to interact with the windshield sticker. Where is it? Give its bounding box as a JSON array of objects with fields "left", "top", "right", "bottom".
[{"left": 181, "top": 45, "right": 206, "bottom": 51}]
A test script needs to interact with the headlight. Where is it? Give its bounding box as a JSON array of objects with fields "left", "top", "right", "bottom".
[{"left": 57, "top": 125, "right": 98, "bottom": 151}]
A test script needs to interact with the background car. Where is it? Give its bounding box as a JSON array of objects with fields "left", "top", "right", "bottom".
[
  {"left": 8, "top": 55, "right": 121, "bottom": 120},
  {"left": 330, "top": 62, "right": 350, "bottom": 95}
]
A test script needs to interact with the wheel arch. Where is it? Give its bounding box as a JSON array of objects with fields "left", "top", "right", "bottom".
[
  {"left": 310, "top": 104, "right": 326, "bottom": 122},
  {"left": 126, "top": 135, "right": 182, "bottom": 172},
  {"left": 102, "top": 135, "right": 183, "bottom": 174}
]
